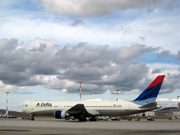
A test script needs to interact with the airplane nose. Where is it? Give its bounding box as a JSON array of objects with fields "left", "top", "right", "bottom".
[
  {"left": 23, "top": 107, "right": 26, "bottom": 112},
  {"left": 23, "top": 106, "right": 28, "bottom": 113}
]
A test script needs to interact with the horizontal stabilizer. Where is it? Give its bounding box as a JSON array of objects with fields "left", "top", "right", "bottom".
[{"left": 139, "top": 102, "right": 157, "bottom": 108}]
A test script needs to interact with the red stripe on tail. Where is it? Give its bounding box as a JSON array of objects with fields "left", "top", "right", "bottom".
[{"left": 146, "top": 75, "right": 165, "bottom": 89}]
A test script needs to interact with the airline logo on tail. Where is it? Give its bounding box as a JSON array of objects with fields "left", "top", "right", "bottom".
[{"left": 133, "top": 75, "right": 165, "bottom": 103}]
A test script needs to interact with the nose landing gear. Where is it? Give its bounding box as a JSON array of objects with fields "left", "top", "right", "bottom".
[{"left": 30, "top": 115, "right": 35, "bottom": 121}]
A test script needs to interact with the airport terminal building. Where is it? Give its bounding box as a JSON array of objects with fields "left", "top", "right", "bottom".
[
  {"left": 155, "top": 107, "right": 178, "bottom": 116},
  {"left": 135, "top": 106, "right": 179, "bottom": 117}
]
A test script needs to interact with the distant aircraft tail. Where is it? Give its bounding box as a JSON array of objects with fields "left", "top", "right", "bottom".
[{"left": 133, "top": 75, "right": 165, "bottom": 104}]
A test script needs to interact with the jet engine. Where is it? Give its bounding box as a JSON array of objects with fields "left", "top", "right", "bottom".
[{"left": 54, "top": 110, "right": 69, "bottom": 119}]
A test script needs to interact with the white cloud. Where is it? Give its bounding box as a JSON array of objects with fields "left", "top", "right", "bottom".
[
  {"left": 27, "top": 37, "right": 57, "bottom": 51},
  {"left": 19, "top": 100, "right": 34, "bottom": 106},
  {"left": 37, "top": 0, "right": 170, "bottom": 17},
  {"left": 1, "top": 8, "right": 179, "bottom": 54},
  {"left": 0, "top": 38, "right": 180, "bottom": 95},
  {"left": 147, "top": 63, "right": 180, "bottom": 70},
  {"left": 157, "top": 98, "right": 170, "bottom": 102},
  {"left": 0, "top": 16, "right": 123, "bottom": 47},
  {"left": 124, "top": 12, "right": 180, "bottom": 53},
  {"left": 61, "top": 89, "right": 67, "bottom": 93},
  {"left": 119, "top": 89, "right": 140, "bottom": 94},
  {"left": 0, "top": 81, "right": 24, "bottom": 92},
  {"left": 157, "top": 98, "right": 178, "bottom": 107}
]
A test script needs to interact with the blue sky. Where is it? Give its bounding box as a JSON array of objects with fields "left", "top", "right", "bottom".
[{"left": 0, "top": 0, "right": 180, "bottom": 112}]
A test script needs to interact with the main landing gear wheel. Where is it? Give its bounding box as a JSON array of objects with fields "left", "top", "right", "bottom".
[
  {"left": 79, "top": 114, "right": 87, "bottom": 122},
  {"left": 89, "top": 117, "right": 97, "bottom": 121},
  {"left": 30, "top": 115, "right": 35, "bottom": 121}
]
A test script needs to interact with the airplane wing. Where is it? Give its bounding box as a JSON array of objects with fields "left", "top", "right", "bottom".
[{"left": 66, "top": 104, "right": 92, "bottom": 121}]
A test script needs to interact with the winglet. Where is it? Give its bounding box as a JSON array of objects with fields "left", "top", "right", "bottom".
[{"left": 133, "top": 75, "right": 165, "bottom": 103}]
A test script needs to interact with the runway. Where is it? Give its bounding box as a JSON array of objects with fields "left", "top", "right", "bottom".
[{"left": 0, "top": 118, "right": 180, "bottom": 135}]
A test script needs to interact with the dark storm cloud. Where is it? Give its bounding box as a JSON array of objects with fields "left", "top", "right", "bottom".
[{"left": 0, "top": 38, "right": 180, "bottom": 94}]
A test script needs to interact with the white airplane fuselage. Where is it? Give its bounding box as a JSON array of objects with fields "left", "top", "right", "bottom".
[{"left": 23, "top": 100, "right": 154, "bottom": 117}]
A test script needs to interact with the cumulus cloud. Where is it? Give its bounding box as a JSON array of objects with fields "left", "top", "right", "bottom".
[
  {"left": 148, "top": 63, "right": 180, "bottom": 94},
  {"left": 0, "top": 81, "right": 24, "bottom": 92},
  {"left": 37, "top": 0, "right": 179, "bottom": 17},
  {"left": 19, "top": 100, "right": 35, "bottom": 106},
  {"left": 157, "top": 98, "right": 178, "bottom": 107},
  {"left": 157, "top": 50, "right": 170, "bottom": 58},
  {"left": 0, "top": 38, "right": 180, "bottom": 95},
  {"left": 1, "top": 3, "right": 179, "bottom": 54},
  {"left": 157, "top": 98, "right": 170, "bottom": 102},
  {"left": 152, "top": 68, "right": 162, "bottom": 74}
]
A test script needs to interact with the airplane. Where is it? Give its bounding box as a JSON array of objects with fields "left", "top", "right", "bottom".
[{"left": 23, "top": 75, "right": 165, "bottom": 121}]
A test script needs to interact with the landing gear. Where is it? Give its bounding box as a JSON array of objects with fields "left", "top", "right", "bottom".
[
  {"left": 79, "top": 118, "right": 87, "bottom": 122},
  {"left": 78, "top": 114, "right": 87, "bottom": 122},
  {"left": 30, "top": 115, "right": 35, "bottom": 121},
  {"left": 89, "top": 117, "right": 97, "bottom": 121}
]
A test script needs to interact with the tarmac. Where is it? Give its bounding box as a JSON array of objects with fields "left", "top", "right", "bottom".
[{"left": 0, "top": 118, "right": 180, "bottom": 135}]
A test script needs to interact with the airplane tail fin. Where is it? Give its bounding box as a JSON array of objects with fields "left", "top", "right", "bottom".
[{"left": 133, "top": 75, "right": 165, "bottom": 104}]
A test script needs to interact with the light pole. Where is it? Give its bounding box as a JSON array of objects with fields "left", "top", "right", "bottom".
[
  {"left": 78, "top": 82, "right": 84, "bottom": 101},
  {"left": 115, "top": 89, "right": 120, "bottom": 101},
  {"left": 177, "top": 96, "right": 179, "bottom": 118},
  {"left": 6, "top": 92, "right": 10, "bottom": 118}
]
